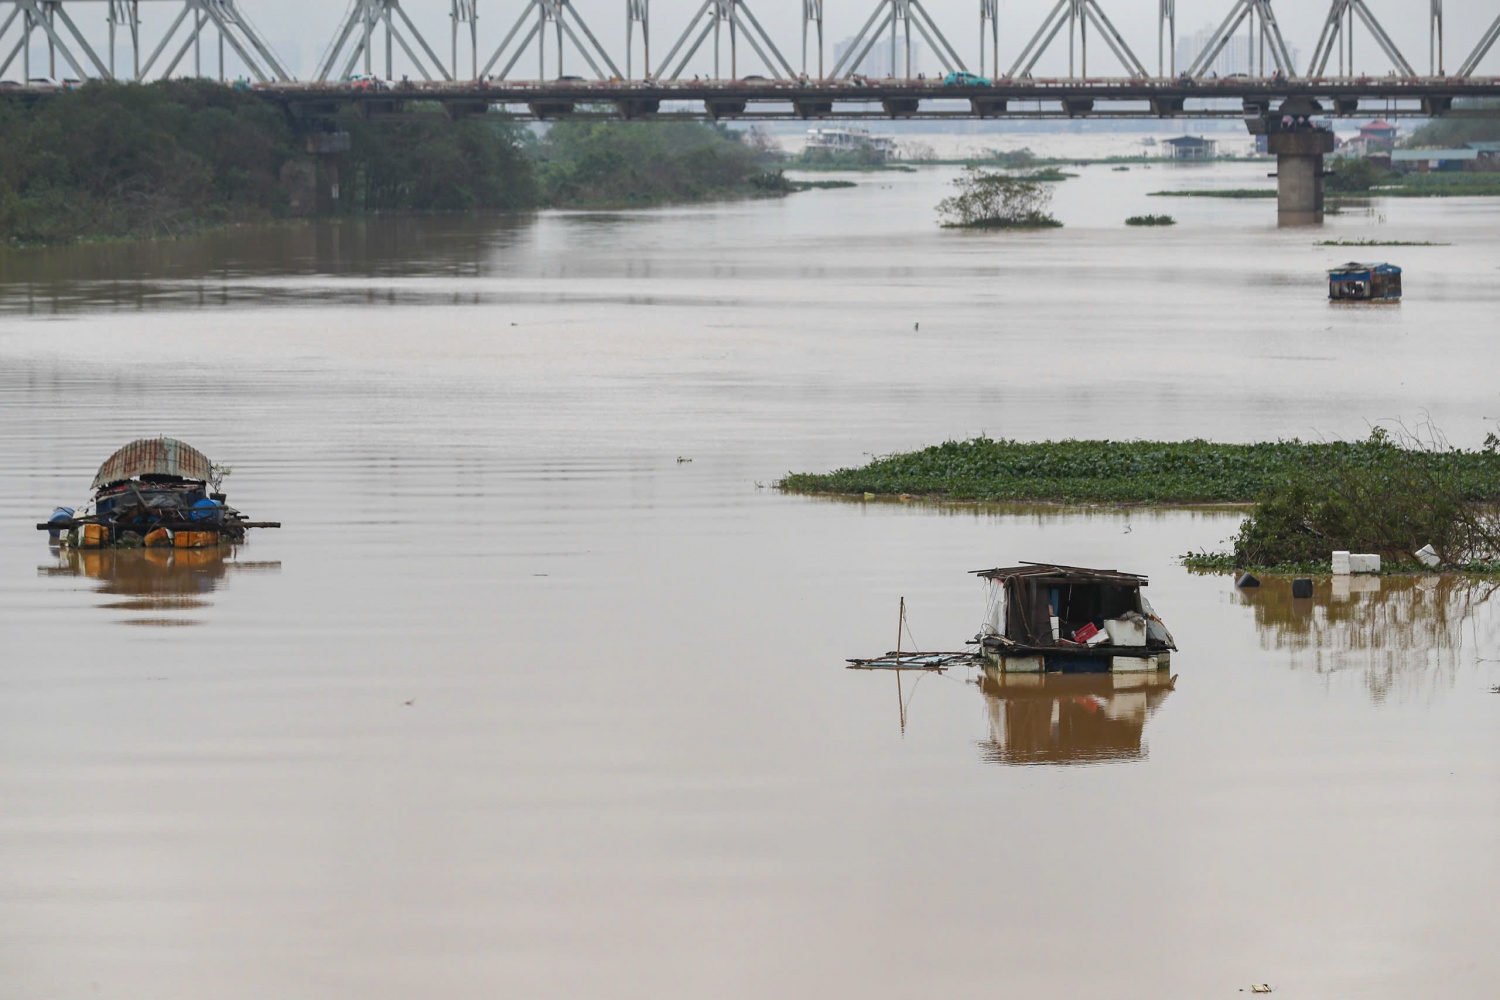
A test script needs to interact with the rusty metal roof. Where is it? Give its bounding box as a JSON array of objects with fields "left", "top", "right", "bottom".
[
  {"left": 91, "top": 437, "right": 212, "bottom": 491},
  {"left": 972, "top": 562, "right": 1149, "bottom": 585}
]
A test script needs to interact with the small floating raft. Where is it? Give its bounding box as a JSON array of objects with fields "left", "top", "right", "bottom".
[
  {"left": 847, "top": 652, "right": 974, "bottom": 671},
  {"left": 38, "top": 437, "right": 279, "bottom": 549}
]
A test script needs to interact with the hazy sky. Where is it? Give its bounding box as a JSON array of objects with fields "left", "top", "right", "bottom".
[{"left": 9, "top": 0, "right": 1499, "bottom": 81}]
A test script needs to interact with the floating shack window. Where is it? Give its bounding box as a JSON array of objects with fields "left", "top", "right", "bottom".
[{"left": 1328, "top": 262, "right": 1401, "bottom": 302}]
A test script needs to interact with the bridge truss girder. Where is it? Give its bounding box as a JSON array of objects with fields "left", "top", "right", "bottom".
[
  {"left": 1187, "top": 0, "right": 1294, "bottom": 79},
  {"left": 978, "top": 0, "right": 996, "bottom": 80},
  {"left": 317, "top": 0, "right": 452, "bottom": 82},
  {"left": 657, "top": 0, "right": 794, "bottom": 81},
  {"left": 1458, "top": 13, "right": 1500, "bottom": 78},
  {"left": 1159, "top": 0, "right": 1174, "bottom": 76},
  {"left": 0, "top": 0, "right": 287, "bottom": 82},
  {"left": 1308, "top": 0, "right": 1414, "bottom": 78},
  {"left": 479, "top": 0, "right": 619, "bottom": 81},
  {"left": 1010, "top": 0, "right": 1148, "bottom": 80},
  {"left": 830, "top": 0, "right": 966, "bottom": 80}
]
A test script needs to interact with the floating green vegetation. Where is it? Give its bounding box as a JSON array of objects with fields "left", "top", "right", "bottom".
[
  {"left": 780, "top": 435, "right": 1500, "bottom": 507},
  {"left": 1125, "top": 214, "right": 1176, "bottom": 226},
  {"left": 789, "top": 179, "right": 858, "bottom": 190},
  {"left": 1375, "top": 174, "right": 1500, "bottom": 198},
  {"left": 1152, "top": 174, "right": 1500, "bottom": 202},
  {"left": 1148, "top": 188, "right": 1278, "bottom": 198},
  {"left": 1317, "top": 239, "right": 1449, "bottom": 246},
  {"left": 1019, "top": 167, "right": 1077, "bottom": 182}
]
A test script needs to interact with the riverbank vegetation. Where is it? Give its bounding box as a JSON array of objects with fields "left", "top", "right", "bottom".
[
  {"left": 0, "top": 81, "right": 793, "bottom": 245},
  {"left": 780, "top": 435, "right": 1500, "bottom": 507},
  {"left": 531, "top": 120, "right": 770, "bottom": 208},
  {"left": 936, "top": 168, "right": 1061, "bottom": 229},
  {"left": 1402, "top": 100, "right": 1500, "bottom": 148}
]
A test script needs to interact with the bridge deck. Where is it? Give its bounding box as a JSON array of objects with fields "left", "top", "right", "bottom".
[
  {"left": 259, "top": 77, "right": 1500, "bottom": 120},
  {"left": 5, "top": 77, "right": 1499, "bottom": 121}
]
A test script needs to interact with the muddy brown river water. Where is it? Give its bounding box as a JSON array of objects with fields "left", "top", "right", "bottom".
[{"left": 2, "top": 158, "right": 1499, "bottom": 999}]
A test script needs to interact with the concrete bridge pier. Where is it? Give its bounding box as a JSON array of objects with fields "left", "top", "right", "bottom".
[{"left": 1268, "top": 130, "right": 1336, "bottom": 226}]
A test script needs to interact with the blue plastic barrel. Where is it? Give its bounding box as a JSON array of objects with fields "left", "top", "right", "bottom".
[
  {"left": 47, "top": 507, "right": 74, "bottom": 541},
  {"left": 188, "top": 498, "right": 223, "bottom": 523}
]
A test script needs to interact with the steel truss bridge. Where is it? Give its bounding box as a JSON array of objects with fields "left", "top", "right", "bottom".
[{"left": 1, "top": 0, "right": 1498, "bottom": 122}]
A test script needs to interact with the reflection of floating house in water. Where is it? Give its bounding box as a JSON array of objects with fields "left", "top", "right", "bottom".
[
  {"left": 975, "top": 564, "right": 1176, "bottom": 674},
  {"left": 977, "top": 669, "right": 1176, "bottom": 765},
  {"left": 1233, "top": 575, "right": 1500, "bottom": 703},
  {"left": 40, "top": 545, "right": 281, "bottom": 627}
]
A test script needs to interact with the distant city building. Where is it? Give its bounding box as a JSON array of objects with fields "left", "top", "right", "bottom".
[
  {"left": 1175, "top": 24, "right": 1299, "bottom": 77},
  {"left": 832, "top": 35, "right": 926, "bottom": 78},
  {"left": 1163, "top": 135, "right": 1217, "bottom": 160}
]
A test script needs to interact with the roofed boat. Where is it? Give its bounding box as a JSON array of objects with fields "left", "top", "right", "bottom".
[
  {"left": 1328, "top": 261, "right": 1402, "bottom": 301},
  {"left": 40, "top": 437, "right": 279, "bottom": 549},
  {"left": 973, "top": 562, "right": 1175, "bottom": 673}
]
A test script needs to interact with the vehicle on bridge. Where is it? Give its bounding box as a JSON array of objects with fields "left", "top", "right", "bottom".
[
  {"left": 1328, "top": 262, "right": 1402, "bottom": 302},
  {"left": 942, "top": 71, "right": 991, "bottom": 88}
]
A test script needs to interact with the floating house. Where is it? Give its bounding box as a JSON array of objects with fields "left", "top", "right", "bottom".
[
  {"left": 974, "top": 563, "right": 1175, "bottom": 674},
  {"left": 42, "top": 437, "right": 278, "bottom": 548},
  {"left": 1328, "top": 261, "right": 1402, "bottom": 302},
  {"left": 1163, "top": 135, "right": 1217, "bottom": 160},
  {"left": 803, "top": 127, "right": 897, "bottom": 161}
]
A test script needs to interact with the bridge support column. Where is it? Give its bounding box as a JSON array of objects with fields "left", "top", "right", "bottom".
[
  {"left": 1268, "top": 130, "right": 1335, "bottom": 227},
  {"left": 302, "top": 132, "right": 352, "bottom": 214}
]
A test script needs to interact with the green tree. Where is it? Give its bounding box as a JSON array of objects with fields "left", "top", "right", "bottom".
[{"left": 936, "top": 167, "right": 1059, "bottom": 228}]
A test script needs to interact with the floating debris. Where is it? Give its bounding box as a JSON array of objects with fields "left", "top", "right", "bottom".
[{"left": 38, "top": 437, "right": 279, "bottom": 549}]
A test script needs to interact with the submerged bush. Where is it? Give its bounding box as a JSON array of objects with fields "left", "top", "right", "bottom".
[
  {"left": 1231, "top": 429, "right": 1500, "bottom": 566},
  {"left": 1126, "top": 214, "right": 1176, "bottom": 226},
  {"left": 937, "top": 167, "right": 1060, "bottom": 229}
]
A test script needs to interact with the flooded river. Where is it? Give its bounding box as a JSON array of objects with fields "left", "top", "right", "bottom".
[{"left": 2, "top": 155, "right": 1498, "bottom": 999}]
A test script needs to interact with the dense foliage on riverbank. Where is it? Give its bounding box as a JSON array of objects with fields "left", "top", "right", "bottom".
[
  {"left": 0, "top": 80, "right": 299, "bottom": 243},
  {"left": 0, "top": 82, "right": 783, "bottom": 244},
  {"left": 780, "top": 436, "right": 1500, "bottom": 506},
  {"left": 532, "top": 120, "right": 770, "bottom": 207},
  {"left": 1403, "top": 100, "right": 1500, "bottom": 149}
]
